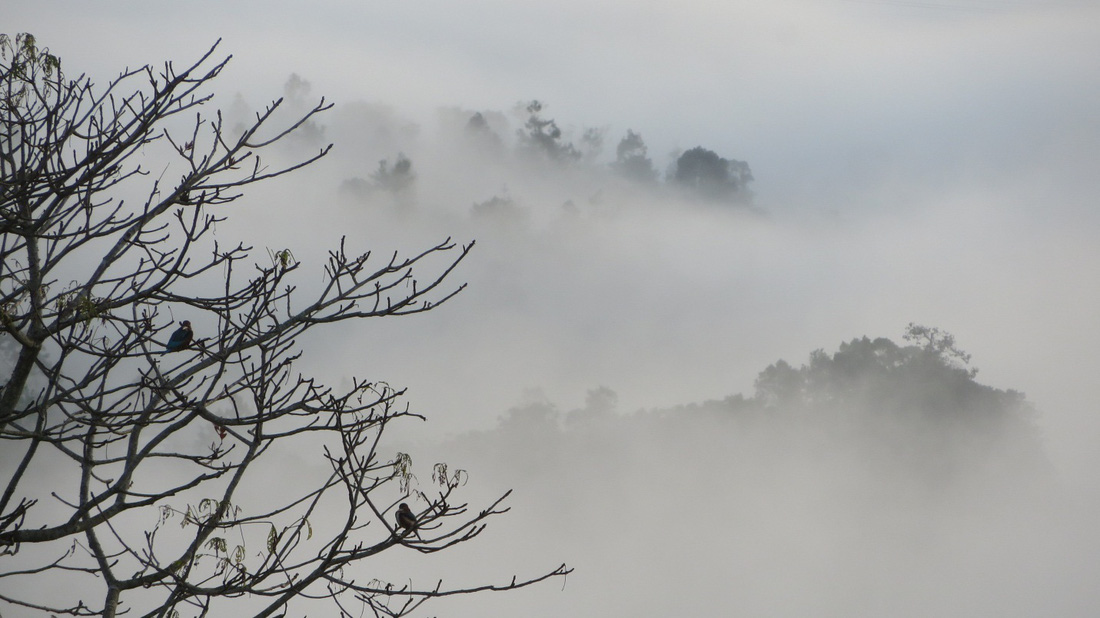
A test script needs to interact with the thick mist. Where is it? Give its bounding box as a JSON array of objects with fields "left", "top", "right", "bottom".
[
  {"left": 201, "top": 89, "right": 1100, "bottom": 615},
  {"left": 424, "top": 361, "right": 1092, "bottom": 617},
  {"left": 8, "top": 1, "right": 1100, "bottom": 615}
]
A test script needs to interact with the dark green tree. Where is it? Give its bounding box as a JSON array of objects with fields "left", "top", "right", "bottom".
[
  {"left": 371, "top": 152, "right": 417, "bottom": 194},
  {"left": 611, "top": 130, "right": 657, "bottom": 183},
  {"left": 671, "top": 146, "right": 753, "bottom": 202},
  {"left": 465, "top": 111, "right": 505, "bottom": 157},
  {"left": 516, "top": 100, "right": 580, "bottom": 163},
  {"left": 753, "top": 326, "right": 1034, "bottom": 439}
]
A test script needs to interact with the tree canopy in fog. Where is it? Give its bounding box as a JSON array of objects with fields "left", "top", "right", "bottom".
[
  {"left": 612, "top": 130, "right": 658, "bottom": 183},
  {"left": 516, "top": 100, "right": 581, "bottom": 163},
  {"left": 672, "top": 146, "right": 754, "bottom": 203},
  {"left": 444, "top": 324, "right": 1044, "bottom": 497},
  {"left": 371, "top": 152, "right": 417, "bottom": 194},
  {"left": 330, "top": 93, "right": 759, "bottom": 218},
  {"left": 755, "top": 323, "right": 988, "bottom": 411},
  {"left": 431, "top": 326, "right": 1053, "bottom": 617},
  {"left": 0, "top": 34, "right": 568, "bottom": 618}
]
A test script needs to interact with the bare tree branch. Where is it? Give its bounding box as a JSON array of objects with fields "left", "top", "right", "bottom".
[{"left": 0, "top": 33, "right": 569, "bottom": 617}]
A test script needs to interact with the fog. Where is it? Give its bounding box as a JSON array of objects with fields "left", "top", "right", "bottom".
[{"left": 8, "top": 1, "right": 1100, "bottom": 615}]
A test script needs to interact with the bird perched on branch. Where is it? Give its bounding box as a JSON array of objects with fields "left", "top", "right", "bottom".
[
  {"left": 165, "top": 320, "right": 193, "bottom": 353},
  {"left": 396, "top": 503, "right": 419, "bottom": 537}
]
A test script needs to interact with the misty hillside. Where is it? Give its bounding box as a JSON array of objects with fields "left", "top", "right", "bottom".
[
  {"left": 237, "top": 81, "right": 759, "bottom": 230},
  {"left": 439, "top": 324, "right": 1047, "bottom": 504},
  {"left": 416, "top": 328, "right": 1060, "bottom": 616}
]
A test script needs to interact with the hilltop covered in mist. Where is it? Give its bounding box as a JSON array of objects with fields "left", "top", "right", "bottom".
[
  {"left": 444, "top": 325, "right": 1046, "bottom": 491},
  {"left": 234, "top": 77, "right": 758, "bottom": 225},
  {"left": 415, "top": 329, "right": 1077, "bottom": 617}
]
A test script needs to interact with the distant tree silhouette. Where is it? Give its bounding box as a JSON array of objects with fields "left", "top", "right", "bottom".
[
  {"left": 753, "top": 328, "right": 1044, "bottom": 489},
  {"left": 753, "top": 326, "right": 1036, "bottom": 447},
  {"left": 471, "top": 194, "right": 528, "bottom": 225},
  {"left": 516, "top": 100, "right": 580, "bottom": 163},
  {"left": 465, "top": 111, "right": 505, "bottom": 156},
  {"left": 339, "top": 153, "right": 417, "bottom": 206},
  {"left": 371, "top": 152, "right": 417, "bottom": 194},
  {"left": 579, "top": 126, "right": 606, "bottom": 162},
  {"left": 672, "top": 146, "right": 753, "bottom": 203},
  {"left": 612, "top": 130, "right": 658, "bottom": 183},
  {"left": 280, "top": 73, "right": 326, "bottom": 147},
  {"left": 903, "top": 322, "right": 975, "bottom": 377}
]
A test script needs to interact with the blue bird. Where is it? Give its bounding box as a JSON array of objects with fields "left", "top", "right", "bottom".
[
  {"left": 395, "top": 503, "right": 419, "bottom": 537},
  {"left": 165, "top": 320, "right": 193, "bottom": 353}
]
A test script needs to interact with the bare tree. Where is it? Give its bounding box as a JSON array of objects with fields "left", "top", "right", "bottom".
[{"left": 0, "top": 33, "right": 569, "bottom": 617}]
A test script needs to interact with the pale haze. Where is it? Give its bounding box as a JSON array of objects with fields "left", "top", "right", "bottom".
[{"left": 8, "top": 1, "right": 1100, "bottom": 616}]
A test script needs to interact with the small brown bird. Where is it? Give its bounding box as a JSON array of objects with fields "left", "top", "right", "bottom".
[{"left": 395, "top": 503, "right": 418, "bottom": 535}]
